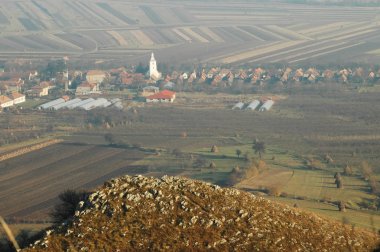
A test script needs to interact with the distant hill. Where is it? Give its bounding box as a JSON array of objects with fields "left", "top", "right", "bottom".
[
  {"left": 25, "top": 175, "right": 378, "bottom": 251},
  {"left": 278, "top": 0, "right": 380, "bottom": 6}
]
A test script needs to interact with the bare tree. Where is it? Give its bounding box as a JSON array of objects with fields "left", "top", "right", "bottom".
[
  {"left": 236, "top": 149, "right": 242, "bottom": 159},
  {"left": 252, "top": 141, "right": 265, "bottom": 159},
  {"left": 361, "top": 161, "right": 373, "bottom": 180}
]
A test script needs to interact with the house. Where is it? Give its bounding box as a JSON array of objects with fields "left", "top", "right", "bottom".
[
  {"left": 119, "top": 72, "right": 133, "bottom": 85},
  {"left": 142, "top": 86, "right": 159, "bottom": 97},
  {"left": 0, "top": 80, "right": 23, "bottom": 93},
  {"left": 163, "top": 81, "right": 175, "bottom": 90},
  {"left": 146, "top": 90, "right": 176, "bottom": 103},
  {"left": 86, "top": 70, "right": 106, "bottom": 84},
  {"left": 29, "top": 85, "right": 49, "bottom": 97},
  {"left": 9, "top": 92, "right": 26, "bottom": 105},
  {"left": 0, "top": 95, "right": 13, "bottom": 108},
  {"left": 28, "top": 71, "right": 38, "bottom": 81},
  {"left": 75, "top": 82, "right": 98, "bottom": 95}
]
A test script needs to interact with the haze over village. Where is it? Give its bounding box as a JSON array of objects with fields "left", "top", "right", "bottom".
[{"left": 0, "top": 0, "right": 380, "bottom": 251}]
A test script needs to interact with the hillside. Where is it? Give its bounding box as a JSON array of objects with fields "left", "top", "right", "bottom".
[{"left": 25, "top": 175, "right": 378, "bottom": 251}]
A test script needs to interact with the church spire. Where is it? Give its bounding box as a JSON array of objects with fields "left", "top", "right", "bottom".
[{"left": 150, "top": 52, "right": 155, "bottom": 62}]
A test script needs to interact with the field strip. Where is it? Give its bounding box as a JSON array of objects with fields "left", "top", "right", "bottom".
[
  {"left": 199, "top": 27, "right": 224, "bottom": 42},
  {"left": 317, "top": 23, "right": 377, "bottom": 40},
  {"left": 269, "top": 41, "right": 347, "bottom": 63},
  {"left": 221, "top": 40, "right": 305, "bottom": 64},
  {"left": 289, "top": 42, "right": 364, "bottom": 63},
  {"left": 0, "top": 144, "right": 94, "bottom": 183},
  {"left": 366, "top": 48, "right": 380, "bottom": 55},
  {"left": 130, "top": 30, "right": 154, "bottom": 46},
  {"left": 265, "top": 25, "right": 313, "bottom": 40},
  {"left": 299, "top": 22, "right": 351, "bottom": 35},
  {"left": 246, "top": 40, "right": 344, "bottom": 63},
  {"left": 306, "top": 134, "right": 380, "bottom": 142},
  {"left": 181, "top": 27, "right": 209, "bottom": 43},
  {"left": 305, "top": 22, "right": 367, "bottom": 37},
  {"left": 235, "top": 27, "right": 265, "bottom": 41},
  {"left": 172, "top": 28, "right": 192, "bottom": 42},
  {"left": 254, "top": 25, "right": 289, "bottom": 41},
  {"left": 331, "top": 28, "right": 376, "bottom": 41},
  {"left": 84, "top": 1, "right": 122, "bottom": 25},
  {"left": 0, "top": 139, "right": 63, "bottom": 163},
  {"left": 45, "top": 34, "right": 83, "bottom": 50},
  {"left": 193, "top": 15, "right": 279, "bottom": 21},
  {"left": 201, "top": 41, "right": 279, "bottom": 63},
  {"left": 286, "top": 23, "right": 310, "bottom": 30},
  {"left": 107, "top": 31, "right": 128, "bottom": 46}
]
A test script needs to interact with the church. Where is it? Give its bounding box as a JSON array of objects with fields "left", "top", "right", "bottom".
[{"left": 148, "top": 52, "right": 162, "bottom": 81}]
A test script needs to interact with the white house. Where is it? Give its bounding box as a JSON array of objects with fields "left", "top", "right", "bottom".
[
  {"left": 86, "top": 70, "right": 106, "bottom": 84},
  {"left": 0, "top": 95, "right": 13, "bottom": 108},
  {"left": 9, "top": 92, "right": 26, "bottom": 105}
]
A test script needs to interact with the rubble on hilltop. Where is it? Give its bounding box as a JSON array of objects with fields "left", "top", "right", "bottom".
[{"left": 25, "top": 175, "right": 378, "bottom": 251}]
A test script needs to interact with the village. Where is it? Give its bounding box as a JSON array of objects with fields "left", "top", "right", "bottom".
[{"left": 0, "top": 52, "right": 380, "bottom": 112}]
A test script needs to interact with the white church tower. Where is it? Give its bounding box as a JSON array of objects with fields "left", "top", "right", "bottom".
[{"left": 149, "top": 52, "right": 161, "bottom": 81}]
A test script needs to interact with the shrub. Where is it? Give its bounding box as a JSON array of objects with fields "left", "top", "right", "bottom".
[
  {"left": 267, "top": 185, "right": 282, "bottom": 197},
  {"left": 338, "top": 201, "right": 346, "bottom": 212},
  {"left": 210, "top": 145, "right": 219, "bottom": 153},
  {"left": 50, "top": 189, "right": 88, "bottom": 225}
]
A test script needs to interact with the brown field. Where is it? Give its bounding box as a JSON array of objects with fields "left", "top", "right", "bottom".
[
  {"left": 0, "top": 0, "right": 379, "bottom": 64},
  {"left": 0, "top": 143, "right": 147, "bottom": 219}
]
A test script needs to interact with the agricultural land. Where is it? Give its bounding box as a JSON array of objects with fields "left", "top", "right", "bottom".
[
  {"left": 0, "top": 0, "right": 379, "bottom": 65},
  {"left": 1, "top": 89, "right": 380, "bottom": 235}
]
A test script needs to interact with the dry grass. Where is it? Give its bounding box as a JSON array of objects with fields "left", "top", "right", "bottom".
[
  {"left": 107, "top": 31, "right": 128, "bottom": 47},
  {"left": 130, "top": 30, "right": 154, "bottom": 46},
  {"left": 221, "top": 40, "right": 305, "bottom": 64}
]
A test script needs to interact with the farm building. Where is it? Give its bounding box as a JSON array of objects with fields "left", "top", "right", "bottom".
[
  {"left": 246, "top": 100, "right": 261, "bottom": 110},
  {"left": 0, "top": 95, "right": 13, "bottom": 108},
  {"left": 86, "top": 70, "right": 106, "bottom": 84},
  {"left": 146, "top": 90, "right": 176, "bottom": 103},
  {"left": 67, "top": 98, "right": 94, "bottom": 109},
  {"left": 142, "top": 86, "right": 159, "bottom": 97},
  {"left": 113, "top": 101, "right": 123, "bottom": 110},
  {"left": 8, "top": 92, "right": 26, "bottom": 105},
  {"left": 111, "top": 98, "right": 121, "bottom": 104},
  {"left": 259, "top": 100, "right": 274, "bottom": 112},
  {"left": 38, "top": 98, "right": 66, "bottom": 110},
  {"left": 232, "top": 102, "right": 245, "bottom": 110},
  {"left": 75, "top": 82, "right": 98, "bottom": 96},
  {"left": 51, "top": 98, "right": 82, "bottom": 110},
  {"left": 79, "top": 98, "right": 110, "bottom": 111}
]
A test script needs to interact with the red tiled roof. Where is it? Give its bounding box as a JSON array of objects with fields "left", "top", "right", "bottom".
[
  {"left": 87, "top": 70, "right": 105, "bottom": 76},
  {"left": 147, "top": 90, "right": 175, "bottom": 100},
  {"left": 9, "top": 92, "right": 25, "bottom": 99},
  {"left": 0, "top": 95, "right": 12, "bottom": 104}
]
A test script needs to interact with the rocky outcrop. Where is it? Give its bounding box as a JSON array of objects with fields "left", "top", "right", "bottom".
[{"left": 25, "top": 175, "right": 378, "bottom": 251}]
